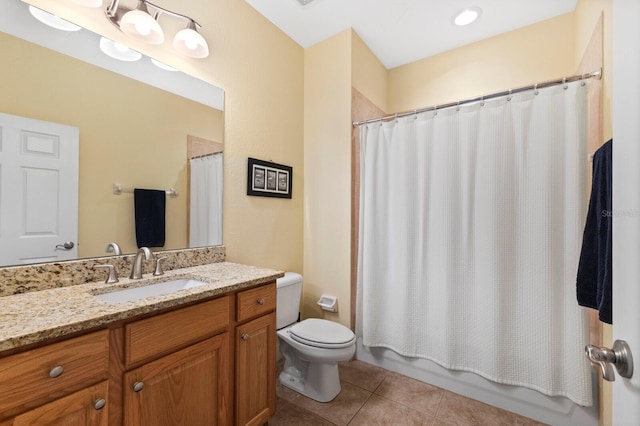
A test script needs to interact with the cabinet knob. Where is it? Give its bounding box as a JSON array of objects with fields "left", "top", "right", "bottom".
[
  {"left": 49, "top": 366, "right": 64, "bottom": 378},
  {"left": 257, "top": 298, "right": 265, "bottom": 305},
  {"left": 94, "top": 399, "right": 106, "bottom": 410},
  {"left": 241, "top": 333, "right": 249, "bottom": 341},
  {"left": 133, "top": 381, "right": 144, "bottom": 392}
]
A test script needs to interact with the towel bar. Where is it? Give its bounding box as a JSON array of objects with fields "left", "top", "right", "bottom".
[{"left": 112, "top": 183, "right": 178, "bottom": 198}]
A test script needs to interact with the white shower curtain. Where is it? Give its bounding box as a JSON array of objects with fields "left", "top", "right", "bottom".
[
  {"left": 189, "top": 153, "right": 223, "bottom": 247},
  {"left": 357, "top": 81, "right": 593, "bottom": 406}
]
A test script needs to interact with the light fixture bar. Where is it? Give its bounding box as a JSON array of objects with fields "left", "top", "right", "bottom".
[
  {"left": 106, "top": 0, "right": 202, "bottom": 32},
  {"left": 105, "top": 0, "right": 208, "bottom": 58}
]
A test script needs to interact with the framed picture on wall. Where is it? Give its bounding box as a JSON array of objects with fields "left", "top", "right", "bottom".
[{"left": 247, "top": 157, "right": 293, "bottom": 199}]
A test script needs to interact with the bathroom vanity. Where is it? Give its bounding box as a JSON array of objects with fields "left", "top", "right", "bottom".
[{"left": 0, "top": 261, "right": 281, "bottom": 426}]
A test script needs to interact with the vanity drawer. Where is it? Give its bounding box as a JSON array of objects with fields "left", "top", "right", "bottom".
[
  {"left": 237, "top": 282, "right": 276, "bottom": 322},
  {"left": 0, "top": 329, "right": 109, "bottom": 418},
  {"left": 125, "top": 296, "right": 229, "bottom": 366}
]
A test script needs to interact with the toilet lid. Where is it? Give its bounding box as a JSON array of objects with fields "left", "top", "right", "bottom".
[{"left": 289, "top": 318, "right": 355, "bottom": 349}]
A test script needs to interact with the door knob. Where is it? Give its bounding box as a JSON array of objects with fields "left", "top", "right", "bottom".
[
  {"left": 585, "top": 340, "right": 633, "bottom": 382},
  {"left": 55, "top": 241, "right": 75, "bottom": 250}
]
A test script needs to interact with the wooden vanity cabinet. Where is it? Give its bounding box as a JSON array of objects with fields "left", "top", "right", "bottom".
[
  {"left": 235, "top": 283, "right": 276, "bottom": 426},
  {"left": 0, "top": 280, "right": 277, "bottom": 426},
  {"left": 0, "top": 330, "right": 109, "bottom": 425},
  {"left": 123, "top": 334, "right": 229, "bottom": 426},
  {"left": 12, "top": 381, "right": 109, "bottom": 426},
  {"left": 120, "top": 296, "right": 231, "bottom": 426}
]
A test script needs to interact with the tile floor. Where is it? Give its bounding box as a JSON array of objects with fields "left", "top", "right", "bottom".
[{"left": 269, "top": 359, "right": 548, "bottom": 426}]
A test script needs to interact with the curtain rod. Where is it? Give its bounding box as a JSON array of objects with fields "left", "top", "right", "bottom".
[
  {"left": 189, "top": 151, "right": 223, "bottom": 160},
  {"left": 353, "top": 68, "right": 602, "bottom": 127}
]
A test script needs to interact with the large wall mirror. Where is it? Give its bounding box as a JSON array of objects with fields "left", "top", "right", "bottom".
[{"left": 0, "top": 0, "right": 224, "bottom": 267}]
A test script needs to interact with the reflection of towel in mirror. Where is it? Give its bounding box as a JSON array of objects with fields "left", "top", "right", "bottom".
[
  {"left": 576, "top": 140, "right": 612, "bottom": 324},
  {"left": 134, "top": 189, "right": 166, "bottom": 248}
]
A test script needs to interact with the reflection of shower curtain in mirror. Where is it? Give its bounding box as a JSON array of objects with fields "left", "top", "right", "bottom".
[
  {"left": 357, "top": 81, "right": 593, "bottom": 406},
  {"left": 189, "top": 153, "right": 223, "bottom": 247}
]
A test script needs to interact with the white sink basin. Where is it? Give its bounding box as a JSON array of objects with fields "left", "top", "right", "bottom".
[{"left": 94, "top": 279, "right": 208, "bottom": 304}]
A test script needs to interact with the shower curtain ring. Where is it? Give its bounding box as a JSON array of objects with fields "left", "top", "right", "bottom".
[
  {"left": 507, "top": 89, "right": 512, "bottom": 102},
  {"left": 480, "top": 96, "right": 485, "bottom": 107},
  {"left": 433, "top": 105, "right": 438, "bottom": 116},
  {"left": 534, "top": 84, "right": 539, "bottom": 95},
  {"left": 456, "top": 101, "right": 461, "bottom": 111},
  {"left": 581, "top": 74, "right": 586, "bottom": 86},
  {"left": 563, "top": 77, "right": 568, "bottom": 90}
]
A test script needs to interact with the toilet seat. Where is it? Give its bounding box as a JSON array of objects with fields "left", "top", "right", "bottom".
[{"left": 288, "top": 318, "right": 355, "bottom": 349}]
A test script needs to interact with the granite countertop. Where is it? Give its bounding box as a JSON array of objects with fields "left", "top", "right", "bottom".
[{"left": 0, "top": 262, "right": 283, "bottom": 352}]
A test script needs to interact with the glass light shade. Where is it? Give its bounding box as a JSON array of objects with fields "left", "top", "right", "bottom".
[
  {"left": 69, "top": 0, "right": 103, "bottom": 7},
  {"left": 99, "top": 37, "right": 142, "bottom": 61},
  {"left": 453, "top": 7, "right": 482, "bottom": 26},
  {"left": 119, "top": 8, "right": 164, "bottom": 44},
  {"left": 150, "top": 58, "right": 178, "bottom": 71},
  {"left": 29, "top": 6, "right": 81, "bottom": 32},
  {"left": 173, "top": 23, "right": 209, "bottom": 58}
]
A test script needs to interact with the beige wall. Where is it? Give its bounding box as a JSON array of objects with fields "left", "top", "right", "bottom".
[
  {"left": 575, "top": 0, "right": 613, "bottom": 142},
  {"left": 351, "top": 32, "right": 389, "bottom": 114},
  {"left": 303, "top": 30, "right": 353, "bottom": 325},
  {"left": 388, "top": 13, "right": 575, "bottom": 112},
  {"left": 573, "top": 2, "right": 613, "bottom": 424},
  {"left": 23, "top": 0, "right": 305, "bottom": 274},
  {"left": 0, "top": 31, "right": 221, "bottom": 258}
]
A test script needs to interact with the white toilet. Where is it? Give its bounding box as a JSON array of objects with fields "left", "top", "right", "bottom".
[{"left": 276, "top": 272, "right": 356, "bottom": 402}]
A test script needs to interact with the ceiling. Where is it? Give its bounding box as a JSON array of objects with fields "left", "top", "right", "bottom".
[{"left": 245, "top": 0, "right": 578, "bottom": 69}]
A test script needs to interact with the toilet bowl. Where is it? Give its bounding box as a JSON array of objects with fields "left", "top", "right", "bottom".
[{"left": 276, "top": 273, "right": 356, "bottom": 402}]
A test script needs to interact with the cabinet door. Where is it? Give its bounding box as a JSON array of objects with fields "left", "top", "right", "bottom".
[
  {"left": 236, "top": 313, "right": 276, "bottom": 426},
  {"left": 12, "top": 381, "right": 108, "bottom": 426},
  {"left": 123, "top": 334, "right": 230, "bottom": 426}
]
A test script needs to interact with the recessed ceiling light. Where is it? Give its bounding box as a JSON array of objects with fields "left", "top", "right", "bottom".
[
  {"left": 453, "top": 7, "right": 482, "bottom": 26},
  {"left": 28, "top": 5, "right": 82, "bottom": 32}
]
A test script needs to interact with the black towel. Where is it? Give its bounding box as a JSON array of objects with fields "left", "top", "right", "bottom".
[
  {"left": 134, "top": 189, "right": 166, "bottom": 248},
  {"left": 576, "top": 139, "right": 612, "bottom": 324}
]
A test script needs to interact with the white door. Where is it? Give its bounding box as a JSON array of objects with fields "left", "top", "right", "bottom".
[
  {"left": 612, "top": 0, "right": 640, "bottom": 423},
  {"left": 0, "top": 113, "right": 79, "bottom": 265}
]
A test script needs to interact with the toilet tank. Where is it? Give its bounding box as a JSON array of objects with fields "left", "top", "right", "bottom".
[{"left": 276, "top": 272, "right": 303, "bottom": 329}]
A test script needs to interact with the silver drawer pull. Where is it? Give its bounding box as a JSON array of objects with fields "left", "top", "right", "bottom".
[
  {"left": 133, "top": 381, "right": 144, "bottom": 392},
  {"left": 257, "top": 298, "right": 265, "bottom": 305},
  {"left": 94, "top": 399, "right": 106, "bottom": 410},
  {"left": 49, "top": 366, "right": 64, "bottom": 378},
  {"left": 241, "top": 333, "right": 249, "bottom": 341}
]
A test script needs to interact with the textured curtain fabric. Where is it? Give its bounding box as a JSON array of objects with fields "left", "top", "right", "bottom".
[
  {"left": 356, "top": 82, "right": 593, "bottom": 406},
  {"left": 189, "top": 153, "right": 223, "bottom": 247}
]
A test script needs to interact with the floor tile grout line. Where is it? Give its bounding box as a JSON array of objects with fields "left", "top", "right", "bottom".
[{"left": 345, "top": 388, "right": 375, "bottom": 425}]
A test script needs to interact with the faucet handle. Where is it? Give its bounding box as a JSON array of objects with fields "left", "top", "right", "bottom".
[
  {"left": 154, "top": 257, "right": 168, "bottom": 276},
  {"left": 94, "top": 264, "right": 119, "bottom": 284}
]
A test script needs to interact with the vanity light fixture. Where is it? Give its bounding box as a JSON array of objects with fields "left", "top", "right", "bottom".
[
  {"left": 106, "top": 0, "right": 209, "bottom": 58},
  {"left": 28, "top": 5, "right": 82, "bottom": 32},
  {"left": 453, "top": 7, "right": 482, "bottom": 26},
  {"left": 173, "top": 20, "right": 209, "bottom": 59},
  {"left": 117, "top": 0, "right": 164, "bottom": 44},
  {"left": 99, "top": 37, "right": 142, "bottom": 61}
]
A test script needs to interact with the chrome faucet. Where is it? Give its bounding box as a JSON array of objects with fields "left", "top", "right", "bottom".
[
  {"left": 129, "top": 247, "right": 152, "bottom": 279},
  {"left": 105, "top": 242, "right": 122, "bottom": 256}
]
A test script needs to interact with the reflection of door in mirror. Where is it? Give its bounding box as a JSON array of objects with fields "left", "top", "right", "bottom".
[
  {"left": 0, "top": 113, "right": 79, "bottom": 265},
  {"left": 0, "top": 27, "right": 224, "bottom": 265},
  {"left": 188, "top": 136, "right": 223, "bottom": 248}
]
